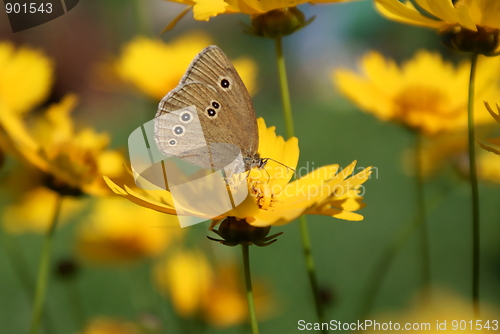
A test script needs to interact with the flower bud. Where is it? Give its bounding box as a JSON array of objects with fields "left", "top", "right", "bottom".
[
  {"left": 248, "top": 7, "right": 315, "bottom": 39},
  {"left": 54, "top": 258, "right": 80, "bottom": 280},
  {"left": 208, "top": 217, "right": 283, "bottom": 247},
  {"left": 441, "top": 25, "right": 500, "bottom": 55},
  {"left": 43, "top": 174, "right": 84, "bottom": 197}
]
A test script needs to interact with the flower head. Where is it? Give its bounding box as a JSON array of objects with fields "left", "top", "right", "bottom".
[
  {"left": 115, "top": 32, "right": 257, "bottom": 100},
  {"left": 105, "top": 118, "right": 371, "bottom": 228},
  {"left": 406, "top": 128, "right": 500, "bottom": 184},
  {"left": 0, "top": 41, "right": 53, "bottom": 114},
  {"left": 0, "top": 95, "right": 127, "bottom": 196},
  {"left": 374, "top": 0, "right": 500, "bottom": 53},
  {"left": 165, "top": 0, "right": 355, "bottom": 25},
  {"left": 334, "top": 51, "right": 500, "bottom": 136},
  {"left": 153, "top": 249, "right": 274, "bottom": 327},
  {"left": 76, "top": 197, "right": 182, "bottom": 265}
]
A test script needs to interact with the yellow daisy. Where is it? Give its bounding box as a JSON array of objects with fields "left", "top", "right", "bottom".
[
  {"left": 374, "top": 0, "right": 500, "bottom": 53},
  {"left": 334, "top": 50, "right": 500, "bottom": 136},
  {"left": 0, "top": 41, "right": 53, "bottom": 114},
  {"left": 153, "top": 249, "right": 275, "bottom": 327},
  {"left": 115, "top": 32, "right": 257, "bottom": 100},
  {"left": 374, "top": 0, "right": 500, "bottom": 32},
  {"left": 406, "top": 128, "right": 500, "bottom": 184},
  {"left": 0, "top": 95, "right": 126, "bottom": 196},
  {"left": 164, "top": 0, "right": 356, "bottom": 23},
  {"left": 105, "top": 117, "right": 371, "bottom": 228},
  {"left": 76, "top": 197, "right": 182, "bottom": 265}
]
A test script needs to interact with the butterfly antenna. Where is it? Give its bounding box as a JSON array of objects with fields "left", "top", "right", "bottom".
[{"left": 262, "top": 158, "right": 298, "bottom": 179}]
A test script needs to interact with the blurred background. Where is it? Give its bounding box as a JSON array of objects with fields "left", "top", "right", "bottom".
[{"left": 1, "top": 0, "right": 500, "bottom": 333}]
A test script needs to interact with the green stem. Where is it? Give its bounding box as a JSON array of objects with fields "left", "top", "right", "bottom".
[
  {"left": 28, "top": 194, "right": 63, "bottom": 334},
  {"left": 274, "top": 37, "right": 325, "bottom": 331},
  {"left": 133, "top": 0, "right": 152, "bottom": 35},
  {"left": 415, "top": 133, "right": 431, "bottom": 297},
  {"left": 274, "top": 37, "right": 295, "bottom": 139},
  {"left": 242, "top": 244, "right": 259, "bottom": 334},
  {"left": 467, "top": 53, "right": 480, "bottom": 318}
]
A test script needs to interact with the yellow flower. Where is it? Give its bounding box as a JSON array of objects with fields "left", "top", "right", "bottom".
[
  {"left": 366, "top": 289, "right": 499, "bottom": 333},
  {"left": 374, "top": 0, "right": 500, "bottom": 32},
  {"left": 334, "top": 51, "right": 500, "bottom": 136},
  {"left": 0, "top": 41, "right": 53, "bottom": 114},
  {"left": 80, "top": 317, "right": 140, "bottom": 334},
  {"left": 405, "top": 129, "right": 500, "bottom": 184},
  {"left": 167, "top": 0, "right": 355, "bottom": 21},
  {"left": 0, "top": 95, "right": 127, "bottom": 196},
  {"left": 115, "top": 32, "right": 258, "bottom": 100},
  {"left": 479, "top": 102, "right": 500, "bottom": 155},
  {"left": 105, "top": 117, "right": 371, "bottom": 227},
  {"left": 153, "top": 249, "right": 274, "bottom": 327},
  {"left": 76, "top": 197, "right": 182, "bottom": 265},
  {"left": 0, "top": 160, "right": 83, "bottom": 235}
]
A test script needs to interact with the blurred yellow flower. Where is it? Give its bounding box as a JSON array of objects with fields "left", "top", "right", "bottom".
[
  {"left": 116, "top": 32, "right": 257, "bottom": 100},
  {"left": 405, "top": 129, "right": 500, "bottom": 184},
  {"left": 80, "top": 317, "right": 140, "bottom": 334},
  {"left": 76, "top": 197, "right": 182, "bottom": 265},
  {"left": 334, "top": 51, "right": 500, "bottom": 136},
  {"left": 153, "top": 249, "right": 274, "bottom": 327},
  {"left": 167, "top": 0, "right": 356, "bottom": 21},
  {"left": 479, "top": 102, "right": 500, "bottom": 156},
  {"left": 0, "top": 95, "right": 127, "bottom": 196},
  {"left": 375, "top": 0, "right": 500, "bottom": 34},
  {"left": 366, "top": 289, "right": 499, "bottom": 333},
  {"left": 105, "top": 118, "right": 372, "bottom": 227},
  {"left": 0, "top": 41, "right": 53, "bottom": 114}
]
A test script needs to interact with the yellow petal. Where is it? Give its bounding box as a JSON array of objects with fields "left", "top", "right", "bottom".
[
  {"left": 192, "top": 0, "right": 228, "bottom": 20},
  {"left": 374, "top": 0, "right": 445, "bottom": 29}
]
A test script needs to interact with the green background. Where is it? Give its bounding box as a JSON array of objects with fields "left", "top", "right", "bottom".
[{"left": 0, "top": 0, "right": 499, "bottom": 333}]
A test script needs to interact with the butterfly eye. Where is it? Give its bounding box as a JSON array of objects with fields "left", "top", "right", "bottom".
[
  {"left": 179, "top": 111, "right": 193, "bottom": 124},
  {"left": 168, "top": 139, "right": 177, "bottom": 146},
  {"left": 219, "top": 76, "right": 232, "bottom": 90},
  {"left": 172, "top": 125, "right": 186, "bottom": 137}
]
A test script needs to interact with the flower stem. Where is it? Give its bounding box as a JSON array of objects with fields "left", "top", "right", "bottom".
[
  {"left": 274, "top": 37, "right": 325, "bottom": 330},
  {"left": 28, "top": 194, "right": 63, "bottom": 334},
  {"left": 274, "top": 37, "right": 295, "bottom": 139},
  {"left": 415, "top": 132, "right": 431, "bottom": 297},
  {"left": 242, "top": 244, "right": 259, "bottom": 334},
  {"left": 467, "top": 53, "right": 480, "bottom": 318}
]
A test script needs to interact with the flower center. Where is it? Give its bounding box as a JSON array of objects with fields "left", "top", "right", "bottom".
[
  {"left": 393, "top": 85, "right": 461, "bottom": 132},
  {"left": 249, "top": 179, "right": 277, "bottom": 210}
]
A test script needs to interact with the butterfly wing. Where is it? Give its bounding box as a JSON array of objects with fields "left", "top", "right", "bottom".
[{"left": 155, "top": 45, "right": 259, "bottom": 167}]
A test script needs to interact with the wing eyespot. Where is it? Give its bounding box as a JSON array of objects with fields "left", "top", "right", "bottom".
[
  {"left": 218, "top": 76, "right": 233, "bottom": 91},
  {"left": 168, "top": 139, "right": 177, "bottom": 146},
  {"left": 179, "top": 111, "right": 193, "bottom": 124},
  {"left": 172, "top": 125, "right": 186, "bottom": 137}
]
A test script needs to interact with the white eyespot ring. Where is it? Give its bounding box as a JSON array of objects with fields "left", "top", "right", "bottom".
[
  {"left": 168, "top": 138, "right": 177, "bottom": 146},
  {"left": 179, "top": 111, "right": 193, "bottom": 124},
  {"left": 218, "top": 76, "right": 233, "bottom": 91},
  {"left": 205, "top": 106, "right": 218, "bottom": 119},
  {"left": 172, "top": 124, "right": 186, "bottom": 137}
]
